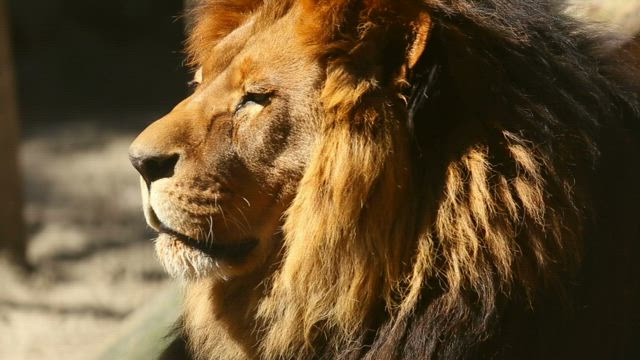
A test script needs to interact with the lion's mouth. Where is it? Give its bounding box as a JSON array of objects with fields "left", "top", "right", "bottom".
[
  {"left": 147, "top": 205, "right": 257, "bottom": 261},
  {"left": 158, "top": 224, "right": 257, "bottom": 260}
]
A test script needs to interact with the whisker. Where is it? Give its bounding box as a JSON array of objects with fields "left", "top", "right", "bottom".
[
  {"left": 195, "top": 227, "right": 205, "bottom": 243},
  {"left": 217, "top": 204, "right": 229, "bottom": 230},
  {"left": 241, "top": 196, "right": 251, "bottom": 207},
  {"left": 233, "top": 204, "right": 252, "bottom": 232},
  {"left": 208, "top": 215, "right": 216, "bottom": 245},
  {"left": 227, "top": 214, "right": 249, "bottom": 235}
]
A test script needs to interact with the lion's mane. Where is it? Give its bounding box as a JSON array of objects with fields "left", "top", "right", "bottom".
[{"left": 182, "top": 1, "right": 640, "bottom": 359}]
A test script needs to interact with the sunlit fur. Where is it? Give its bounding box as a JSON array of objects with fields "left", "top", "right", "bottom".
[{"left": 167, "top": 0, "right": 640, "bottom": 359}]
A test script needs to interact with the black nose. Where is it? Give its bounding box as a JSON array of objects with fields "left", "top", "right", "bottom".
[{"left": 129, "top": 152, "right": 179, "bottom": 185}]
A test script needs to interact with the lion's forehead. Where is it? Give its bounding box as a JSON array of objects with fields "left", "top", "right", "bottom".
[
  {"left": 202, "top": 16, "right": 256, "bottom": 76},
  {"left": 199, "top": 4, "right": 302, "bottom": 82}
]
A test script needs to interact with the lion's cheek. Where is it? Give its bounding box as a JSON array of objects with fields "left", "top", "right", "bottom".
[{"left": 148, "top": 182, "right": 198, "bottom": 233}]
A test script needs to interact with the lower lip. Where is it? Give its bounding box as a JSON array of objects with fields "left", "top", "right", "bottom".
[{"left": 158, "top": 225, "right": 258, "bottom": 261}]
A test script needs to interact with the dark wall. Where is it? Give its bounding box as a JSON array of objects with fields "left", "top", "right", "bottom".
[{"left": 8, "top": 0, "right": 189, "bottom": 122}]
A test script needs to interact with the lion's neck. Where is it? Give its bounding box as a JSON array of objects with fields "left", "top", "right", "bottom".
[{"left": 184, "top": 271, "right": 266, "bottom": 360}]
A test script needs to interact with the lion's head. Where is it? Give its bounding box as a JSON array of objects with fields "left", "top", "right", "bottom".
[
  {"left": 130, "top": 1, "right": 640, "bottom": 359},
  {"left": 129, "top": 2, "right": 325, "bottom": 281}
]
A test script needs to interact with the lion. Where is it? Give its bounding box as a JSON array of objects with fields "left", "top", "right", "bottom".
[
  {"left": 129, "top": 0, "right": 640, "bottom": 359},
  {"left": 625, "top": 35, "right": 640, "bottom": 68}
]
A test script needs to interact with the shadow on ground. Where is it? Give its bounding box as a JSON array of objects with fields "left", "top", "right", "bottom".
[{"left": 0, "top": 115, "right": 170, "bottom": 360}]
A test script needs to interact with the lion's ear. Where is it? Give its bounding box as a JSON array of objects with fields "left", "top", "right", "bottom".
[
  {"left": 406, "top": 12, "right": 432, "bottom": 70},
  {"left": 299, "top": 1, "right": 432, "bottom": 76}
]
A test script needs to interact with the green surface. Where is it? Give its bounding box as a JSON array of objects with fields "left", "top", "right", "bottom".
[{"left": 97, "top": 284, "right": 183, "bottom": 360}]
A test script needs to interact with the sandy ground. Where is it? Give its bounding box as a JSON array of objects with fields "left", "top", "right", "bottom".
[{"left": 0, "top": 117, "right": 170, "bottom": 360}]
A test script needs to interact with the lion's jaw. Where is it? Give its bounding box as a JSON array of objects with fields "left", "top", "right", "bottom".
[
  {"left": 129, "top": 7, "right": 322, "bottom": 282},
  {"left": 138, "top": 175, "right": 279, "bottom": 281}
]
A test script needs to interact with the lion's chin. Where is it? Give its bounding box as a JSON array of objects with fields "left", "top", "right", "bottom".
[
  {"left": 155, "top": 234, "right": 219, "bottom": 280},
  {"left": 154, "top": 233, "right": 261, "bottom": 281}
]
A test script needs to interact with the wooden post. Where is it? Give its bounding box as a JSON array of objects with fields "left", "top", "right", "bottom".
[{"left": 0, "top": 0, "right": 27, "bottom": 268}]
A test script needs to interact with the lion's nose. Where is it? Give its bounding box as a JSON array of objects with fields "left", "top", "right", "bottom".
[{"left": 129, "top": 151, "right": 179, "bottom": 185}]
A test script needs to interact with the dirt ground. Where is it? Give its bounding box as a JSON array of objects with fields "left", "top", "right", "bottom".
[{"left": 0, "top": 117, "right": 170, "bottom": 360}]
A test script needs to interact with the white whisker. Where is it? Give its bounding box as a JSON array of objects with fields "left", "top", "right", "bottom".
[
  {"left": 208, "top": 215, "right": 216, "bottom": 245},
  {"left": 241, "top": 196, "right": 251, "bottom": 207},
  {"left": 233, "top": 204, "right": 252, "bottom": 233}
]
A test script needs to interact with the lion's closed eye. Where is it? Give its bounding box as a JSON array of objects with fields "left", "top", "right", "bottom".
[
  {"left": 235, "top": 91, "right": 273, "bottom": 114},
  {"left": 188, "top": 68, "right": 203, "bottom": 92}
]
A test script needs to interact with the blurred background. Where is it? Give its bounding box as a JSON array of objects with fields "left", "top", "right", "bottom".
[{"left": 0, "top": 0, "right": 638, "bottom": 359}]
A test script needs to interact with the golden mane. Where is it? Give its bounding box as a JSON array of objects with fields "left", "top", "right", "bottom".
[
  {"left": 180, "top": 1, "right": 640, "bottom": 359},
  {"left": 186, "top": 0, "right": 260, "bottom": 66}
]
